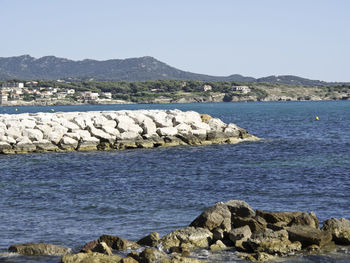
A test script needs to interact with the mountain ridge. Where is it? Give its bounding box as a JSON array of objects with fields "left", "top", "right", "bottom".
[{"left": 0, "top": 55, "right": 343, "bottom": 85}]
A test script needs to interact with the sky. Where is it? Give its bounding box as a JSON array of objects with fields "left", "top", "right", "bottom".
[{"left": 1, "top": 0, "right": 349, "bottom": 82}]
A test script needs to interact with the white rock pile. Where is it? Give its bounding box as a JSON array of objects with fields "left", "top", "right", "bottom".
[{"left": 0, "top": 109, "right": 258, "bottom": 154}]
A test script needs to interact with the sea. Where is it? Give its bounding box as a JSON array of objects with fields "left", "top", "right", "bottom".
[{"left": 0, "top": 101, "right": 349, "bottom": 263}]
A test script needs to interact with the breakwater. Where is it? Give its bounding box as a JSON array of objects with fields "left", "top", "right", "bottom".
[{"left": 0, "top": 109, "right": 258, "bottom": 154}]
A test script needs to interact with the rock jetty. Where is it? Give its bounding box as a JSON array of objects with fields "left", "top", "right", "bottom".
[
  {"left": 6, "top": 200, "right": 350, "bottom": 262},
  {"left": 0, "top": 109, "right": 258, "bottom": 154}
]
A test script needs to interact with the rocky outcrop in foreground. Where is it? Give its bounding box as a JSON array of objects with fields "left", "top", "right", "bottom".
[
  {"left": 7, "top": 200, "right": 350, "bottom": 262},
  {"left": 0, "top": 109, "right": 257, "bottom": 154}
]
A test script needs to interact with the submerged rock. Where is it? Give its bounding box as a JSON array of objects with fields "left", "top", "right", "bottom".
[
  {"left": 8, "top": 242, "right": 70, "bottom": 256},
  {"left": 61, "top": 252, "right": 123, "bottom": 263}
]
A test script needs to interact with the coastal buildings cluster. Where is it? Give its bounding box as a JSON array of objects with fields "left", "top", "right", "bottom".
[
  {"left": 0, "top": 81, "right": 112, "bottom": 105},
  {"left": 0, "top": 81, "right": 252, "bottom": 105}
]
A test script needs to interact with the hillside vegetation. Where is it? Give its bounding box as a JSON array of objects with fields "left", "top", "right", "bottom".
[
  {"left": 2, "top": 79, "right": 348, "bottom": 104},
  {"left": 0, "top": 55, "right": 345, "bottom": 86}
]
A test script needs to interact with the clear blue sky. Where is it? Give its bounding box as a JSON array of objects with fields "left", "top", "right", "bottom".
[{"left": 1, "top": 0, "right": 349, "bottom": 82}]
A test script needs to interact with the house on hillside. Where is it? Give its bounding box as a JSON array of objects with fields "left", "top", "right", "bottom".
[
  {"left": 100, "top": 92, "right": 112, "bottom": 99},
  {"left": 66, "top": 89, "right": 75, "bottom": 95},
  {"left": 232, "top": 86, "right": 251, "bottom": 94},
  {"left": 80, "top": 91, "right": 99, "bottom": 101},
  {"left": 0, "top": 91, "right": 8, "bottom": 104},
  {"left": 2, "top": 82, "right": 24, "bottom": 89},
  {"left": 202, "top": 85, "right": 212, "bottom": 91}
]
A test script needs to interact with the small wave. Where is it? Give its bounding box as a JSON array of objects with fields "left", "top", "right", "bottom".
[{"left": 0, "top": 252, "right": 19, "bottom": 257}]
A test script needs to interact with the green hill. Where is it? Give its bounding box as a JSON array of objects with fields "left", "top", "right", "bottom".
[{"left": 0, "top": 55, "right": 345, "bottom": 86}]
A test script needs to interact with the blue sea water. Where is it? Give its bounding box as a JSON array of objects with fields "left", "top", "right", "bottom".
[{"left": 0, "top": 101, "right": 350, "bottom": 262}]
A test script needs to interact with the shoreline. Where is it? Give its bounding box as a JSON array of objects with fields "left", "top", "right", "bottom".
[
  {"left": 0, "top": 96, "right": 349, "bottom": 108},
  {"left": 3, "top": 200, "right": 350, "bottom": 262}
]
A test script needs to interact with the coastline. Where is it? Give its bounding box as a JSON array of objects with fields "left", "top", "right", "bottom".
[
  {"left": 0, "top": 95, "right": 349, "bottom": 108},
  {"left": 4, "top": 200, "right": 350, "bottom": 262}
]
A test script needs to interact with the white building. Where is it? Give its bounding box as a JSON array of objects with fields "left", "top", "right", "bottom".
[
  {"left": 2, "top": 82, "right": 24, "bottom": 89},
  {"left": 101, "top": 92, "right": 112, "bottom": 99},
  {"left": 0, "top": 91, "right": 8, "bottom": 104},
  {"left": 202, "top": 85, "right": 212, "bottom": 92},
  {"left": 81, "top": 91, "right": 99, "bottom": 100},
  {"left": 66, "top": 89, "right": 75, "bottom": 95},
  {"left": 232, "top": 86, "right": 251, "bottom": 94}
]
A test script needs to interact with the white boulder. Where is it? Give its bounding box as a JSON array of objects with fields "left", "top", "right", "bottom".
[
  {"left": 208, "top": 118, "right": 226, "bottom": 132},
  {"left": 88, "top": 127, "right": 114, "bottom": 143},
  {"left": 117, "top": 131, "right": 142, "bottom": 141},
  {"left": 175, "top": 123, "right": 192, "bottom": 134},
  {"left": 20, "top": 119, "right": 36, "bottom": 129},
  {"left": 145, "top": 111, "right": 173, "bottom": 128},
  {"left": 22, "top": 129, "right": 44, "bottom": 142},
  {"left": 6, "top": 127, "right": 22, "bottom": 139},
  {"left": 157, "top": 127, "right": 178, "bottom": 137}
]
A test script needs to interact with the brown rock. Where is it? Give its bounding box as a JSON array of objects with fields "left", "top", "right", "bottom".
[
  {"left": 206, "top": 131, "right": 229, "bottom": 141},
  {"left": 80, "top": 240, "right": 98, "bottom": 253},
  {"left": 160, "top": 227, "right": 213, "bottom": 250},
  {"left": 98, "top": 234, "right": 140, "bottom": 251},
  {"left": 137, "top": 232, "right": 160, "bottom": 247},
  {"left": 200, "top": 114, "right": 212, "bottom": 123},
  {"left": 211, "top": 228, "right": 225, "bottom": 242},
  {"left": 209, "top": 240, "right": 227, "bottom": 251},
  {"left": 92, "top": 242, "right": 113, "bottom": 256},
  {"left": 139, "top": 248, "right": 170, "bottom": 263},
  {"left": 8, "top": 243, "right": 70, "bottom": 256},
  {"left": 286, "top": 225, "right": 333, "bottom": 248},
  {"left": 237, "top": 251, "right": 277, "bottom": 262},
  {"left": 306, "top": 244, "right": 320, "bottom": 251},
  {"left": 322, "top": 217, "right": 350, "bottom": 245},
  {"left": 231, "top": 216, "right": 267, "bottom": 233},
  {"left": 121, "top": 257, "right": 139, "bottom": 263},
  {"left": 256, "top": 210, "right": 319, "bottom": 229},
  {"left": 190, "top": 202, "right": 231, "bottom": 231},
  {"left": 169, "top": 246, "right": 191, "bottom": 256},
  {"left": 288, "top": 212, "right": 319, "bottom": 228},
  {"left": 225, "top": 200, "right": 255, "bottom": 218},
  {"left": 256, "top": 210, "right": 302, "bottom": 226},
  {"left": 228, "top": 225, "right": 252, "bottom": 245},
  {"left": 127, "top": 251, "right": 140, "bottom": 262},
  {"left": 61, "top": 252, "right": 123, "bottom": 263},
  {"left": 170, "top": 254, "right": 203, "bottom": 263},
  {"left": 246, "top": 228, "right": 302, "bottom": 255},
  {"left": 253, "top": 252, "right": 277, "bottom": 262}
]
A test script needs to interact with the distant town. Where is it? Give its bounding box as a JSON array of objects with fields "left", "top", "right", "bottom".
[
  {"left": 0, "top": 80, "right": 253, "bottom": 106},
  {"left": 0, "top": 81, "right": 114, "bottom": 105},
  {"left": 0, "top": 79, "right": 349, "bottom": 106}
]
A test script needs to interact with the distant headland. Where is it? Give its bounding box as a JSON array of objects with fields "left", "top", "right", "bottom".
[{"left": 0, "top": 55, "right": 349, "bottom": 106}]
